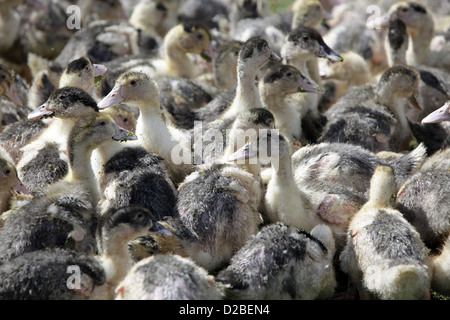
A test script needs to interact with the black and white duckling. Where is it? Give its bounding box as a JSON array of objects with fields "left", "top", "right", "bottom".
[
  {"left": 89, "top": 205, "right": 155, "bottom": 300},
  {"left": 215, "top": 222, "right": 336, "bottom": 300},
  {"left": 176, "top": 0, "right": 229, "bottom": 32},
  {"left": 258, "top": 62, "right": 322, "bottom": 144},
  {"left": 395, "top": 165, "right": 450, "bottom": 253},
  {"left": 98, "top": 71, "right": 193, "bottom": 184},
  {"left": 280, "top": 26, "right": 342, "bottom": 144},
  {"left": 115, "top": 253, "right": 224, "bottom": 300},
  {"left": 128, "top": 0, "right": 168, "bottom": 43},
  {"left": 0, "top": 150, "right": 28, "bottom": 216},
  {"left": 0, "top": 248, "right": 105, "bottom": 300},
  {"left": 0, "top": 112, "right": 135, "bottom": 262},
  {"left": 382, "top": 1, "right": 450, "bottom": 71},
  {"left": 129, "top": 155, "right": 265, "bottom": 272},
  {"left": 319, "top": 65, "right": 422, "bottom": 152},
  {"left": 212, "top": 40, "right": 242, "bottom": 90},
  {"left": 29, "top": 56, "right": 108, "bottom": 108},
  {"left": 384, "top": 17, "right": 450, "bottom": 125},
  {"left": 339, "top": 165, "right": 431, "bottom": 300},
  {"left": 17, "top": 87, "right": 100, "bottom": 192}
]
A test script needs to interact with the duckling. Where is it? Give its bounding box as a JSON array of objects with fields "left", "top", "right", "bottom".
[
  {"left": 17, "top": 87, "right": 100, "bottom": 191},
  {"left": 258, "top": 62, "right": 322, "bottom": 144},
  {"left": 280, "top": 26, "right": 342, "bottom": 143},
  {"left": 215, "top": 222, "right": 336, "bottom": 300},
  {"left": 79, "top": 0, "right": 126, "bottom": 26},
  {"left": 0, "top": 112, "right": 136, "bottom": 262},
  {"left": 129, "top": 0, "right": 167, "bottom": 42},
  {"left": 89, "top": 205, "right": 155, "bottom": 300},
  {"left": 97, "top": 71, "right": 193, "bottom": 184},
  {"left": 177, "top": 0, "right": 229, "bottom": 32},
  {"left": 291, "top": 141, "right": 427, "bottom": 196},
  {"left": 383, "top": 1, "right": 450, "bottom": 71},
  {"left": 339, "top": 165, "right": 431, "bottom": 300},
  {"left": 29, "top": 56, "right": 108, "bottom": 108},
  {"left": 0, "top": 248, "right": 105, "bottom": 300},
  {"left": 0, "top": 150, "right": 28, "bottom": 215},
  {"left": 395, "top": 167, "right": 450, "bottom": 253},
  {"left": 320, "top": 65, "right": 422, "bottom": 152},
  {"left": 115, "top": 253, "right": 224, "bottom": 300},
  {"left": 0, "top": 64, "right": 25, "bottom": 129},
  {"left": 384, "top": 17, "right": 450, "bottom": 124}
]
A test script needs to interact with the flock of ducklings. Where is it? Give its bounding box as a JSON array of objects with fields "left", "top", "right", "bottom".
[{"left": 0, "top": 0, "right": 449, "bottom": 300}]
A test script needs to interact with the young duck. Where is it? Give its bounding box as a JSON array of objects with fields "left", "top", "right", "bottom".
[
  {"left": 128, "top": 0, "right": 167, "bottom": 42},
  {"left": 0, "top": 112, "right": 136, "bottom": 262},
  {"left": 258, "top": 62, "right": 322, "bottom": 144},
  {"left": 383, "top": 1, "right": 450, "bottom": 71},
  {"left": 384, "top": 17, "right": 450, "bottom": 124},
  {"left": 28, "top": 56, "right": 108, "bottom": 108},
  {"left": 395, "top": 166, "right": 450, "bottom": 253},
  {"left": 0, "top": 63, "right": 25, "bottom": 129},
  {"left": 89, "top": 206, "right": 155, "bottom": 300},
  {"left": 215, "top": 223, "right": 336, "bottom": 300},
  {"left": 97, "top": 71, "right": 193, "bottom": 184},
  {"left": 212, "top": 40, "right": 242, "bottom": 90},
  {"left": 339, "top": 165, "right": 431, "bottom": 300},
  {"left": 0, "top": 150, "right": 28, "bottom": 216},
  {"left": 320, "top": 65, "right": 422, "bottom": 152},
  {"left": 17, "top": 87, "right": 100, "bottom": 192},
  {"left": 429, "top": 235, "right": 450, "bottom": 297},
  {"left": 280, "top": 26, "right": 342, "bottom": 144},
  {"left": 124, "top": 22, "right": 213, "bottom": 80},
  {"left": 0, "top": 248, "right": 105, "bottom": 300},
  {"left": 115, "top": 254, "right": 224, "bottom": 300}
]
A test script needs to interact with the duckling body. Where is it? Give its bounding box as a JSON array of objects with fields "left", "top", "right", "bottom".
[
  {"left": 216, "top": 223, "right": 336, "bottom": 300},
  {"left": 115, "top": 254, "right": 224, "bottom": 300},
  {"left": 340, "top": 165, "right": 431, "bottom": 300},
  {"left": 430, "top": 235, "right": 450, "bottom": 296},
  {"left": 90, "top": 205, "right": 155, "bottom": 300},
  {"left": 0, "top": 248, "right": 105, "bottom": 300},
  {"left": 17, "top": 87, "right": 100, "bottom": 191},
  {"left": 320, "top": 65, "right": 422, "bottom": 152}
]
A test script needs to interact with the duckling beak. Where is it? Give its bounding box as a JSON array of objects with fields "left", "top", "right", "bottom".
[
  {"left": 12, "top": 178, "right": 29, "bottom": 195},
  {"left": 5, "top": 84, "right": 23, "bottom": 107},
  {"left": 93, "top": 64, "right": 108, "bottom": 77},
  {"left": 421, "top": 102, "right": 450, "bottom": 124},
  {"left": 315, "top": 42, "right": 343, "bottom": 62},
  {"left": 269, "top": 52, "right": 282, "bottom": 62},
  {"left": 112, "top": 123, "right": 138, "bottom": 142},
  {"left": 27, "top": 102, "right": 53, "bottom": 119},
  {"left": 406, "top": 92, "right": 422, "bottom": 112},
  {"left": 227, "top": 141, "right": 257, "bottom": 162},
  {"left": 98, "top": 86, "right": 124, "bottom": 109},
  {"left": 298, "top": 75, "right": 324, "bottom": 94}
]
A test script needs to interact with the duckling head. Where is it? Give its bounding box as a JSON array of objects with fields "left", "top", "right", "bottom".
[
  {"left": 28, "top": 87, "right": 99, "bottom": 119},
  {"left": 261, "top": 63, "right": 323, "bottom": 96},
  {"left": 0, "top": 65, "right": 23, "bottom": 107},
  {"left": 98, "top": 71, "right": 159, "bottom": 110},
  {"left": 59, "top": 57, "right": 107, "bottom": 91},
  {"left": 0, "top": 156, "right": 28, "bottom": 195},
  {"left": 319, "top": 51, "right": 370, "bottom": 84},
  {"left": 68, "top": 112, "right": 137, "bottom": 158},
  {"left": 388, "top": 1, "right": 430, "bottom": 30},
  {"left": 291, "top": 0, "right": 331, "bottom": 29},
  {"left": 281, "top": 26, "right": 343, "bottom": 64},
  {"left": 421, "top": 101, "right": 450, "bottom": 124},
  {"left": 168, "top": 22, "right": 212, "bottom": 60},
  {"left": 239, "top": 37, "right": 281, "bottom": 72},
  {"left": 376, "top": 64, "right": 422, "bottom": 111}
]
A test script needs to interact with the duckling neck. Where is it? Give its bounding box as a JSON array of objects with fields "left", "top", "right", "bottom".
[
  {"left": 66, "top": 145, "right": 98, "bottom": 203},
  {"left": 134, "top": 101, "right": 180, "bottom": 160},
  {"left": 101, "top": 236, "right": 133, "bottom": 285},
  {"left": 222, "top": 66, "right": 262, "bottom": 120},
  {"left": 260, "top": 87, "right": 285, "bottom": 110},
  {"left": 164, "top": 34, "right": 196, "bottom": 78},
  {"left": 407, "top": 19, "right": 434, "bottom": 66},
  {"left": 0, "top": 190, "right": 12, "bottom": 214}
]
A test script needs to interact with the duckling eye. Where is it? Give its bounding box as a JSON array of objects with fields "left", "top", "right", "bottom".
[
  {"left": 99, "top": 120, "right": 107, "bottom": 126},
  {"left": 401, "top": 7, "right": 408, "bottom": 12},
  {"left": 286, "top": 72, "right": 292, "bottom": 77},
  {"left": 303, "top": 37, "right": 310, "bottom": 42},
  {"left": 0, "top": 74, "right": 6, "bottom": 80},
  {"left": 197, "top": 33, "right": 203, "bottom": 40},
  {"left": 59, "top": 95, "right": 66, "bottom": 101},
  {"left": 123, "top": 118, "right": 128, "bottom": 123},
  {"left": 130, "top": 80, "right": 137, "bottom": 86},
  {"left": 5, "top": 169, "right": 10, "bottom": 175}
]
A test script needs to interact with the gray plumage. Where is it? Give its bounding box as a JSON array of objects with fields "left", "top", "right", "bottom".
[
  {"left": 216, "top": 223, "right": 336, "bottom": 300},
  {"left": 115, "top": 254, "right": 224, "bottom": 300},
  {"left": 0, "top": 249, "right": 105, "bottom": 300}
]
